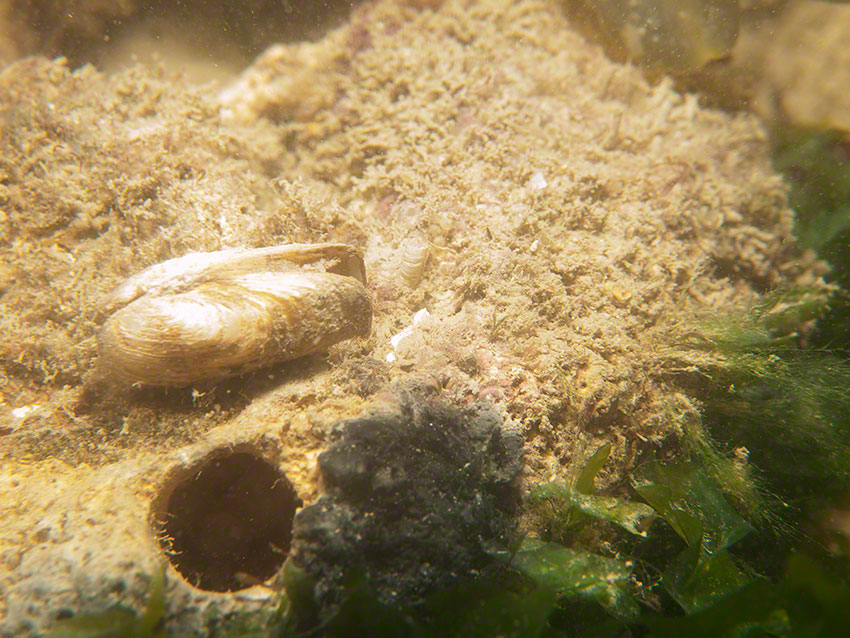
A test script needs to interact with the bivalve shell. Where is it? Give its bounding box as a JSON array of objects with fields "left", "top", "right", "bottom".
[{"left": 97, "top": 244, "right": 372, "bottom": 387}]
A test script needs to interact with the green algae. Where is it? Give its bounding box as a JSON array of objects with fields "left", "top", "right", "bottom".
[
  {"left": 528, "top": 443, "right": 654, "bottom": 538},
  {"left": 670, "top": 289, "right": 850, "bottom": 522}
]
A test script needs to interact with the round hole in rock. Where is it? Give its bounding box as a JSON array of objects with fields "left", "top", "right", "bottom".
[{"left": 153, "top": 450, "right": 301, "bottom": 592}]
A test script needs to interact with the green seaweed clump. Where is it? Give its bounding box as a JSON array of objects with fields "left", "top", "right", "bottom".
[
  {"left": 670, "top": 289, "right": 850, "bottom": 521},
  {"left": 526, "top": 452, "right": 850, "bottom": 637},
  {"left": 633, "top": 460, "right": 754, "bottom": 615},
  {"left": 527, "top": 442, "right": 655, "bottom": 541},
  {"left": 639, "top": 552, "right": 850, "bottom": 637}
]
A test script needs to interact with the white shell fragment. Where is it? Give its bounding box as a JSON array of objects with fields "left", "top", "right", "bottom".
[
  {"left": 98, "top": 243, "right": 372, "bottom": 387},
  {"left": 386, "top": 308, "right": 431, "bottom": 363}
]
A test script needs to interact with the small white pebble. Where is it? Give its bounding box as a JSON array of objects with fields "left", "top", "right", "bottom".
[
  {"left": 11, "top": 405, "right": 39, "bottom": 419},
  {"left": 528, "top": 171, "right": 547, "bottom": 190}
]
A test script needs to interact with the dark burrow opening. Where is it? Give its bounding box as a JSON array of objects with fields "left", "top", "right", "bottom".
[{"left": 153, "top": 450, "right": 301, "bottom": 592}]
